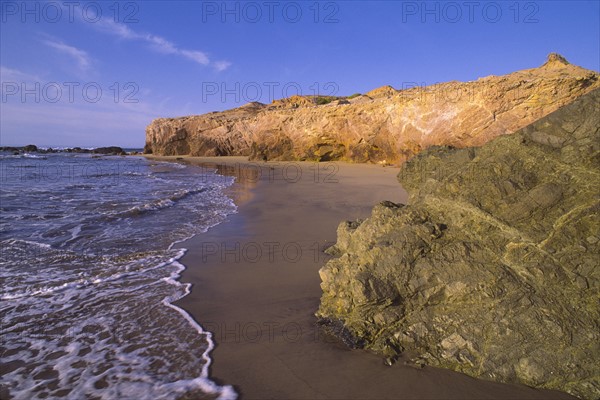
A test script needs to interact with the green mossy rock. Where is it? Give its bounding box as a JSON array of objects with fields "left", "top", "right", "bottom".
[{"left": 317, "top": 88, "right": 600, "bottom": 399}]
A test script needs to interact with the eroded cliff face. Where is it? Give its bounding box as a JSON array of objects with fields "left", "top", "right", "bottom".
[
  {"left": 145, "top": 54, "right": 599, "bottom": 163},
  {"left": 316, "top": 88, "right": 600, "bottom": 399}
]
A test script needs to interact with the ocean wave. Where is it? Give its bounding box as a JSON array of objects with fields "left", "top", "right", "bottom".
[
  {"left": 0, "top": 154, "right": 47, "bottom": 160},
  {"left": 1, "top": 249, "right": 185, "bottom": 300},
  {"left": 1, "top": 238, "right": 52, "bottom": 249},
  {"left": 116, "top": 188, "right": 208, "bottom": 217},
  {"left": 0, "top": 154, "right": 238, "bottom": 399},
  {"left": 149, "top": 161, "right": 187, "bottom": 170},
  {"left": 22, "top": 153, "right": 47, "bottom": 159},
  {"left": 1, "top": 252, "right": 236, "bottom": 400}
]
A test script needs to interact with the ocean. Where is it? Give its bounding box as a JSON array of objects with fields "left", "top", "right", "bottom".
[{"left": 0, "top": 152, "right": 238, "bottom": 399}]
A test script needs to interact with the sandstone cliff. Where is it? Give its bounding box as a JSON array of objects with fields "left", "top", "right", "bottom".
[
  {"left": 145, "top": 54, "right": 599, "bottom": 163},
  {"left": 316, "top": 88, "right": 600, "bottom": 399}
]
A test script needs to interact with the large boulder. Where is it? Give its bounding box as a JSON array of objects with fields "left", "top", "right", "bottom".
[{"left": 316, "top": 88, "right": 600, "bottom": 399}]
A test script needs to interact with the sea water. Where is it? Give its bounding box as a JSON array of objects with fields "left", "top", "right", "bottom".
[{"left": 0, "top": 152, "right": 237, "bottom": 399}]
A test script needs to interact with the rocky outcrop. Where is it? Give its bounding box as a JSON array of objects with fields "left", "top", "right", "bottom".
[
  {"left": 91, "top": 146, "right": 127, "bottom": 155},
  {"left": 316, "top": 88, "right": 600, "bottom": 399},
  {"left": 0, "top": 146, "right": 127, "bottom": 155},
  {"left": 145, "top": 54, "right": 599, "bottom": 163}
]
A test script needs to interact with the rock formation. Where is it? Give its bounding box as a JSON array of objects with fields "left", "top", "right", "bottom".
[
  {"left": 145, "top": 54, "right": 599, "bottom": 163},
  {"left": 316, "top": 88, "right": 600, "bottom": 399},
  {"left": 0, "top": 146, "right": 127, "bottom": 155}
]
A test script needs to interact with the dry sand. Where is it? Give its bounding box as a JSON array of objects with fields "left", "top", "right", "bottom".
[{"left": 148, "top": 156, "right": 575, "bottom": 400}]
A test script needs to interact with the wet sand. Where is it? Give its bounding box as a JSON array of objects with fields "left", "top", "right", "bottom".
[{"left": 149, "top": 156, "right": 575, "bottom": 400}]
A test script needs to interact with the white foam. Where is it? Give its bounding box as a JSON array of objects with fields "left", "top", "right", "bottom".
[
  {"left": 1, "top": 254, "right": 237, "bottom": 399},
  {"left": 22, "top": 153, "right": 47, "bottom": 159},
  {"left": 68, "top": 224, "right": 82, "bottom": 241}
]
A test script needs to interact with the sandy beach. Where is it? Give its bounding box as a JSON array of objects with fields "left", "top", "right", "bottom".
[{"left": 148, "top": 156, "right": 575, "bottom": 400}]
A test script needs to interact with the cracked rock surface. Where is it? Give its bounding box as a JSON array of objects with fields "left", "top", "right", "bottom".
[{"left": 316, "top": 88, "right": 600, "bottom": 399}]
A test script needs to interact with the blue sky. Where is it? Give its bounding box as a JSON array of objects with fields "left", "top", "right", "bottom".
[{"left": 1, "top": 0, "right": 599, "bottom": 148}]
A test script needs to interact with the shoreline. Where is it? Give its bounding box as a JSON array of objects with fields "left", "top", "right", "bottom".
[{"left": 148, "top": 155, "right": 575, "bottom": 399}]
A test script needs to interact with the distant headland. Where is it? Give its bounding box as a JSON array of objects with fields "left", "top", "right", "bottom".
[
  {"left": 144, "top": 53, "right": 599, "bottom": 165},
  {"left": 0, "top": 145, "right": 135, "bottom": 156}
]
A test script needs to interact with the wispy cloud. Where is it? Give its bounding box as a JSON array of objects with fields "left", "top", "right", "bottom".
[
  {"left": 94, "top": 18, "right": 229, "bottom": 71},
  {"left": 213, "top": 60, "right": 233, "bottom": 72},
  {"left": 0, "top": 66, "right": 41, "bottom": 82},
  {"left": 43, "top": 39, "right": 91, "bottom": 72},
  {"left": 180, "top": 50, "right": 210, "bottom": 66}
]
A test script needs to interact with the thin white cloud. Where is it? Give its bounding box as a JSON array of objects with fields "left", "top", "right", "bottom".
[
  {"left": 180, "top": 50, "right": 210, "bottom": 66},
  {"left": 94, "top": 17, "right": 226, "bottom": 70},
  {"left": 145, "top": 34, "right": 179, "bottom": 54},
  {"left": 0, "top": 66, "right": 41, "bottom": 82},
  {"left": 108, "top": 20, "right": 138, "bottom": 40},
  {"left": 43, "top": 39, "right": 91, "bottom": 72},
  {"left": 213, "top": 60, "right": 232, "bottom": 72}
]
